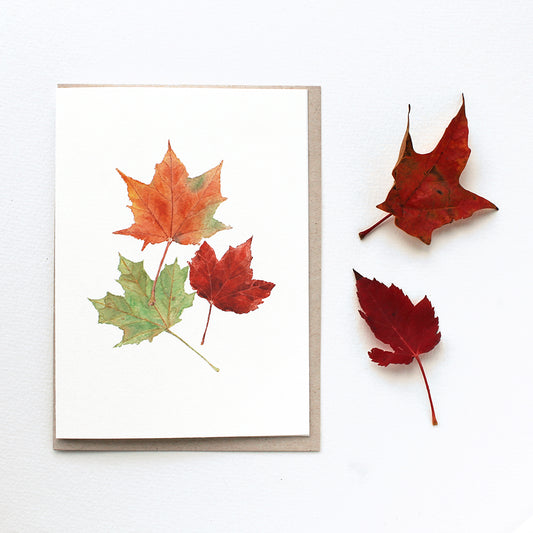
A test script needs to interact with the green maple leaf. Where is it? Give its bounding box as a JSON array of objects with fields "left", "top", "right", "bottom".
[
  {"left": 90, "top": 255, "right": 193, "bottom": 346},
  {"left": 90, "top": 255, "right": 219, "bottom": 371}
]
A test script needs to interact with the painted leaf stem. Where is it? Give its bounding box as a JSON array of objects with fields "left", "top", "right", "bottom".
[
  {"left": 148, "top": 239, "right": 172, "bottom": 306},
  {"left": 201, "top": 303, "right": 214, "bottom": 346}
]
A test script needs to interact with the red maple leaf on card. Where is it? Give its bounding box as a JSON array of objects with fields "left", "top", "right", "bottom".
[
  {"left": 189, "top": 238, "right": 275, "bottom": 345},
  {"left": 359, "top": 96, "right": 497, "bottom": 244},
  {"left": 354, "top": 270, "right": 441, "bottom": 425}
]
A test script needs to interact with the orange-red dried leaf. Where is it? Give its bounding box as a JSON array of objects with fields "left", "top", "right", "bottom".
[
  {"left": 114, "top": 142, "right": 230, "bottom": 249},
  {"left": 364, "top": 97, "right": 497, "bottom": 244}
]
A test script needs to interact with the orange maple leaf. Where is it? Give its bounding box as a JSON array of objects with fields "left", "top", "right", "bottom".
[
  {"left": 115, "top": 141, "right": 230, "bottom": 304},
  {"left": 359, "top": 96, "right": 497, "bottom": 244}
]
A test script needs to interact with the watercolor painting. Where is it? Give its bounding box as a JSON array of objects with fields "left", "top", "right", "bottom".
[
  {"left": 55, "top": 86, "right": 310, "bottom": 440},
  {"left": 90, "top": 142, "right": 275, "bottom": 369}
]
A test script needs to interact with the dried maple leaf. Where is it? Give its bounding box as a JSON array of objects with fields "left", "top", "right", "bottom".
[
  {"left": 359, "top": 96, "right": 497, "bottom": 244},
  {"left": 188, "top": 237, "right": 275, "bottom": 345},
  {"left": 114, "top": 142, "right": 230, "bottom": 304},
  {"left": 354, "top": 270, "right": 441, "bottom": 425},
  {"left": 90, "top": 255, "right": 219, "bottom": 371}
]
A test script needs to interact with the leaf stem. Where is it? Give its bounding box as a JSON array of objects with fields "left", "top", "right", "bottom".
[
  {"left": 149, "top": 239, "right": 172, "bottom": 306},
  {"left": 165, "top": 329, "right": 220, "bottom": 372},
  {"left": 359, "top": 213, "right": 393, "bottom": 240},
  {"left": 414, "top": 355, "right": 438, "bottom": 426},
  {"left": 201, "top": 302, "right": 213, "bottom": 346}
]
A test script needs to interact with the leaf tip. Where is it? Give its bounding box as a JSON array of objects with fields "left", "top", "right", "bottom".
[
  {"left": 459, "top": 93, "right": 466, "bottom": 114},
  {"left": 117, "top": 253, "right": 128, "bottom": 268},
  {"left": 116, "top": 168, "right": 127, "bottom": 181},
  {"left": 353, "top": 269, "right": 363, "bottom": 281},
  {"left": 418, "top": 232, "right": 432, "bottom": 245}
]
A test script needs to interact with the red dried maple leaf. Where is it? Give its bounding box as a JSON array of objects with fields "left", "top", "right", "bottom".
[
  {"left": 354, "top": 270, "right": 441, "bottom": 425},
  {"left": 359, "top": 96, "right": 497, "bottom": 244},
  {"left": 189, "top": 238, "right": 275, "bottom": 345},
  {"left": 114, "top": 141, "right": 230, "bottom": 304}
]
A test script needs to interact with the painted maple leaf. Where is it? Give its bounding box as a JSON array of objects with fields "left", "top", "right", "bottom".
[
  {"left": 90, "top": 255, "right": 219, "bottom": 371},
  {"left": 359, "top": 96, "right": 497, "bottom": 244},
  {"left": 188, "top": 238, "right": 275, "bottom": 345},
  {"left": 114, "top": 142, "right": 230, "bottom": 303}
]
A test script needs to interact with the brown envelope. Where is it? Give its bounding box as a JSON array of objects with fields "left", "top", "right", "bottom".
[{"left": 54, "top": 85, "right": 321, "bottom": 451}]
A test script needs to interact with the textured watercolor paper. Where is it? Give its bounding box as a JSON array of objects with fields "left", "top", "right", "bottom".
[{"left": 54, "top": 86, "right": 319, "bottom": 447}]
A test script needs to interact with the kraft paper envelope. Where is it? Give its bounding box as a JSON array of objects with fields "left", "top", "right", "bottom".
[{"left": 54, "top": 85, "right": 320, "bottom": 451}]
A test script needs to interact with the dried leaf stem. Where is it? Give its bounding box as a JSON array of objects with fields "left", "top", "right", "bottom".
[
  {"left": 359, "top": 213, "right": 392, "bottom": 240},
  {"left": 414, "top": 355, "right": 437, "bottom": 426}
]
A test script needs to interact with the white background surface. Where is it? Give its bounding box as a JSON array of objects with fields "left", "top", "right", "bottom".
[
  {"left": 1, "top": 1, "right": 532, "bottom": 532},
  {"left": 55, "top": 87, "right": 309, "bottom": 439}
]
